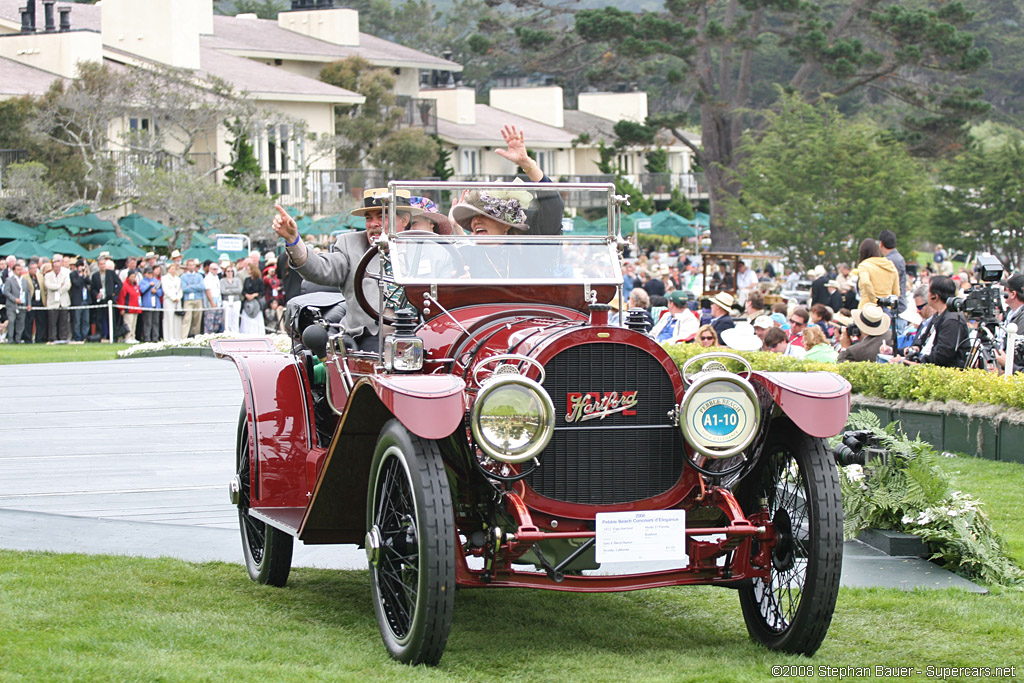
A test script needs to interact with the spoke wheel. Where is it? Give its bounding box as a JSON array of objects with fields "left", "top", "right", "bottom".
[
  {"left": 367, "top": 419, "right": 454, "bottom": 665},
  {"left": 737, "top": 420, "right": 842, "bottom": 656},
  {"left": 236, "top": 403, "right": 293, "bottom": 587}
]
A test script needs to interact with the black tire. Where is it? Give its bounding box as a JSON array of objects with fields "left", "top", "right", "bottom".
[
  {"left": 736, "top": 420, "right": 843, "bottom": 656},
  {"left": 236, "top": 403, "right": 293, "bottom": 587},
  {"left": 366, "top": 419, "right": 455, "bottom": 665}
]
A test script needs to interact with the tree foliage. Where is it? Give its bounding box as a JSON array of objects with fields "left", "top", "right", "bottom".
[
  {"left": 31, "top": 61, "right": 270, "bottom": 205},
  {"left": 319, "top": 57, "right": 437, "bottom": 176},
  {"left": 135, "top": 168, "right": 274, "bottom": 250},
  {"left": 0, "top": 162, "right": 63, "bottom": 226},
  {"left": 213, "top": 0, "right": 287, "bottom": 19},
  {"left": 934, "top": 127, "right": 1024, "bottom": 271},
  {"left": 560, "top": 0, "right": 991, "bottom": 249},
  {"left": 224, "top": 121, "right": 265, "bottom": 195},
  {"left": 726, "top": 92, "right": 933, "bottom": 269}
]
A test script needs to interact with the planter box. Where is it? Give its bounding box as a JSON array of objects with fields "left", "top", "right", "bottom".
[
  {"left": 857, "top": 528, "right": 930, "bottom": 558},
  {"left": 851, "top": 397, "right": 1023, "bottom": 463}
]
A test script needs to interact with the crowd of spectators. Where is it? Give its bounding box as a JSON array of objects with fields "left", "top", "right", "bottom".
[
  {"left": 0, "top": 248, "right": 297, "bottom": 345},
  {"left": 620, "top": 229, "right": 1023, "bottom": 374}
]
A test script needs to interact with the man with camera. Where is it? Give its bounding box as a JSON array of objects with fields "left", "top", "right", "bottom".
[
  {"left": 837, "top": 304, "right": 891, "bottom": 362},
  {"left": 892, "top": 275, "right": 968, "bottom": 368},
  {"left": 993, "top": 273, "right": 1024, "bottom": 374}
]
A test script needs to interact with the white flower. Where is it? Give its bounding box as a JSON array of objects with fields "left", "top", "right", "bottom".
[
  {"left": 902, "top": 514, "right": 916, "bottom": 525},
  {"left": 843, "top": 464, "right": 865, "bottom": 482},
  {"left": 118, "top": 332, "right": 291, "bottom": 358}
]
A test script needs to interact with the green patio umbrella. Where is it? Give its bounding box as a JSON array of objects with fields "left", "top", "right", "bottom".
[
  {"left": 181, "top": 245, "right": 248, "bottom": 263},
  {"left": 0, "top": 239, "right": 48, "bottom": 259},
  {"left": 180, "top": 245, "right": 221, "bottom": 263},
  {"left": 119, "top": 214, "right": 168, "bottom": 241},
  {"left": 85, "top": 237, "right": 146, "bottom": 260},
  {"left": 0, "top": 220, "right": 40, "bottom": 241},
  {"left": 309, "top": 214, "right": 350, "bottom": 235},
  {"left": 45, "top": 214, "right": 117, "bottom": 234},
  {"left": 649, "top": 210, "right": 699, "bottom": 238},
  {"left": 563, "top": 216, "right": 604, "bottom": 235},
  {"left": 41, "top": 237, "right": 88, "bottom": 257}
]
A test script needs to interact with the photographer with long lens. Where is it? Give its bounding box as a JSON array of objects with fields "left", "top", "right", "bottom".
[
  {"left": 993, "top": 273, "right": 1024, "bottom": 374},
  {"left": 892, "top": 275, "right": 968, "bottom": 368}
]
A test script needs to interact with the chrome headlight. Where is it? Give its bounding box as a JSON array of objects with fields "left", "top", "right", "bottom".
[
  {"left": 680, "top": 372, "right": 760, "bottom": 459},
  {"left": 470, "top": 375, "right": 555, "bottom": 464}
]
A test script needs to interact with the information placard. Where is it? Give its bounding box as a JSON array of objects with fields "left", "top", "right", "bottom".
[
  {"left": 595, "top": 510, "right": 688, "bottom": 564},
  {"left": 216, "top": 236, "right": 246, "bottom": 253}
]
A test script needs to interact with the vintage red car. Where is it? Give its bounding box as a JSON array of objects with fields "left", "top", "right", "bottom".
[{"left": 213, "top": 181, "right": 851, "bottom": 665}]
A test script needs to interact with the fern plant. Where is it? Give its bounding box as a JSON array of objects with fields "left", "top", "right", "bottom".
[{"left": 836, "top": 411, "right": 1024, "bottom": 587}]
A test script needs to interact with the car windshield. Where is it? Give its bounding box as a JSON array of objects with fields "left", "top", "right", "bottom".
[
  {"left": 389, "top": 234, "right": 621, "bottom": 285},
  {"left": 377, "top": 180, "right": 623, "bottom": 285}
]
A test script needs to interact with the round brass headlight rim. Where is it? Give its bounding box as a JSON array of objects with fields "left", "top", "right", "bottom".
[
  {"left": 470, "top": 375, "right": 555, "bottom": 464},
  {"left": 680, "top": 371, "right": 761, "bottom": 460}
]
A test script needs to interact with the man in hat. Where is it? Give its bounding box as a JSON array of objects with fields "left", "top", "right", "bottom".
[
  {"left": 708, "top": 291, "right": 736, "bottom": 343},
  {"left": 271, "top": 188, "right": 422, "bottom": 351},
  {"left": 648, "top": 290, "right": 700, "bottom": 344},
  {"left": 170, "top": 249, "right": 183, "bottom": 269},
  {"left": 837, "top": 304, "right": 891, "bottom": 363},
  {"left": 643, "top": 264, "right": 667, "bottom": 298}
]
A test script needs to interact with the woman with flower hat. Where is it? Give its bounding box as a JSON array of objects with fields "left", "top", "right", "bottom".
[{"left": 450, "top": 125, "right": 563, "bottom": 236}]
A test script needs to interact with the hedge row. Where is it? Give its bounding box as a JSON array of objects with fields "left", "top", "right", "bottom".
[{"left": 661, "top": 344, "right": 1024, "bottom": 410}]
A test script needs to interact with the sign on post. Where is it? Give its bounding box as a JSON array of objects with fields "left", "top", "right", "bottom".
[
  {"left": 215, "top": 234, "right": 249, "bottom": 254},
  {"left": 636, "top": 219, "right": 652, "bottom": 232}
]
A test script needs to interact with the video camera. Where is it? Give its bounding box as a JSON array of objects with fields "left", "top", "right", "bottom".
[
  {"left": 946, "top": 255, "right": 1005, "bottom": 323},
  {"left": 832, "top": 429, "right": 888, "bottom": 467}
]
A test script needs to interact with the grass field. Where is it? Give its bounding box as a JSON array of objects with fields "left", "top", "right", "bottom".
[
  {"left": 0, "top": 342, "right": 131, "bottom": 364},
  {"left": 935, "top": 455, "right": 1024, "bottom": 563},
  {"left": 0, "top": 551, "right": 1021, "bottom": 683}
]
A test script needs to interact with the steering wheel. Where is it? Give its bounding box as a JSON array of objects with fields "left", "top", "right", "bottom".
[{"left": 353, "top": 231, "right": 465, "bottom": 325}]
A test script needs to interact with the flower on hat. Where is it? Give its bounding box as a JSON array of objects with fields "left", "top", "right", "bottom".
[{"left": 479, "top": 192, "right": 527, "bottom": 226}]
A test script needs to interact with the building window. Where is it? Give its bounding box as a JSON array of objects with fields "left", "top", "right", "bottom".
[
  {"left": 534, "top": 150, "right": 551, "bottom": 176},
  {"left": 460, "top": 148, "right": 479, "bottom": 177},
  {"left": 129, "top": 117, "right": 150, "bottom": 131}
]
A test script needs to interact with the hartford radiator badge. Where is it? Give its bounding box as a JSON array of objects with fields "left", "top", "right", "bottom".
[{"left": 566, "top": 391, "right": 638, "bottom": 423}]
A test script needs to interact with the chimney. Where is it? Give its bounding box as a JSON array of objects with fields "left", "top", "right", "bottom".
[
  {"left": 20, "top": 2, "right": 36, "bottom": 33},
  {"left": 279, "top": 2, "right": 358, "bottom": 47},
  {"left": 58, "top": 6, "right": 71, "bottom": 32},
  {"left": 42, "top": 0, "right": 56, "bottom": 33}
]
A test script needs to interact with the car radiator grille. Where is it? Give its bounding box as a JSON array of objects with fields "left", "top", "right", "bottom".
[{"left": 526, "top": 343, "right": 683, "bottom": 505}]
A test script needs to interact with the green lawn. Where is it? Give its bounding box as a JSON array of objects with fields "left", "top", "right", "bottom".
[
  {"left": 912, "top": 250, "right": 967, "bottom": 273},
  {"left": 0, "top": 342, "right": 131, "bottom": 364},
  {"left": 1, "top": 551, "right": 1022, "bottom": 682},
  {"left": 935, "top": 455, "right": 1024, "bottom": 564}
]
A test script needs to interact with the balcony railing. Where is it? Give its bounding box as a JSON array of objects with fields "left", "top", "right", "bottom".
[
  {"left": 108, "top": 151, "right": 218, "bottom": 196},
  {"left": 391, "top": 96, "right": 438, "bottom": 136},
  {"left": 638, "top": 172, "right": 708, "bottom": 198}
]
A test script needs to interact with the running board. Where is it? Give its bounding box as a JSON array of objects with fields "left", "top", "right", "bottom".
[{"left": 250, "top": 507, "right": 305, "bottom": 536}]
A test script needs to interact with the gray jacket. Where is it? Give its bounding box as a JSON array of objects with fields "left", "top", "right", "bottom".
[
  {"left": 3, "top": 273, "right": 25, "bottom": 315},
  {"left": 286, "top": 231, "right": 379, "bottom": 338}
]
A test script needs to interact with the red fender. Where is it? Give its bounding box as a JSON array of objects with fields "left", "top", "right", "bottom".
[
  {"left": 368, "top": 374, "right": 467, "bottom": 440},
  {"left": 749, "top": 371, "right": 852, "bottom": 438},
  {"left": 212, "top": 339, "right": 314, "bottom": 508}
]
